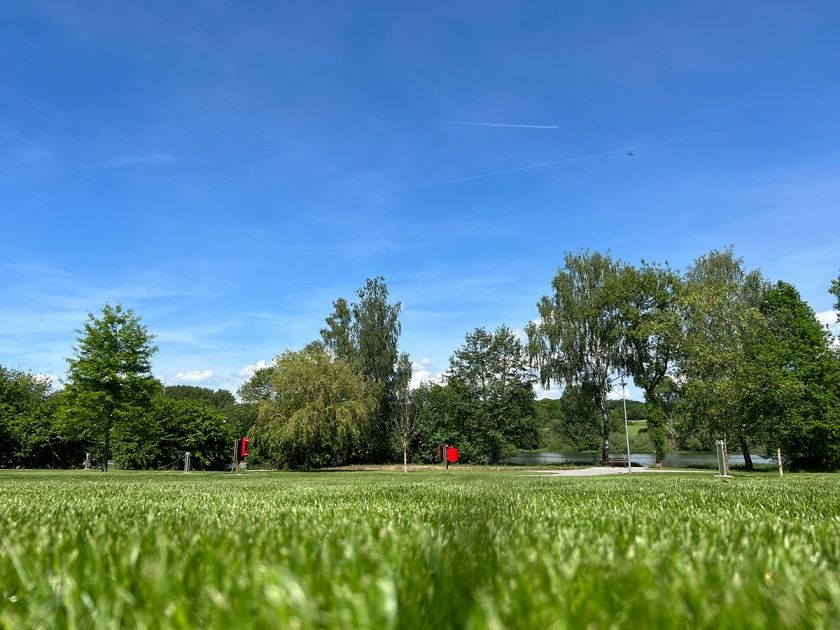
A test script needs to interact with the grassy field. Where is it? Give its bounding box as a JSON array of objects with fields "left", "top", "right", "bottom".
[{"left": 1, "top": 470, "right": 839, "bottom": 629}]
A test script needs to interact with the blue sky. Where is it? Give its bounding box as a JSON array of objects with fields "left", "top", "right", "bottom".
[{"left": 1, "top": 0, "right": 839, "bottom": 397}]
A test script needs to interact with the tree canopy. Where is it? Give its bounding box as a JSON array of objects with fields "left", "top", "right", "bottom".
[
  {"left": 63, "top": 304, "right": 159, "bottom": 470},
  {"left": 253, "top": 346, "right": 376, "bottom": 469},
  {"left": 321, "top": 276, "right": 402, "bottom": 462},
  {"left": 526, "top": 251, "right": 624, "bottom": 462}
]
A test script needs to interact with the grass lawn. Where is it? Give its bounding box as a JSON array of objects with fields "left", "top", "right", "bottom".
[{"left": 1, "top": 469, "right": 839, "bottom": 628}]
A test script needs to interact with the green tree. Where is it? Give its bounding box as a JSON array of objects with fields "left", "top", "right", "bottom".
[
  {"left": 446, "top": 326, "right": 539, "bottom": 463},
  {"left": 253, "top": 346, "right": 376, "bottom": 469},
  {"left": 63, "top": 304, "right": 159, "bottom": 471},
  {"left": 830, "top": 273, "right": 840, "bottom": 315},
  {"left": 413, "top": 382, "right": 481, "bottom": 462},
  {"left": 0, "top": 367, "right": 52, "bottom": 466},
  {"left": 151, "top": 397, "right": 235, "bottom": 470},
  {"left": 617, "top": 261, "right": 682, "bottom": 464},
  {"left": 238, "top": 367, "right": 277, "bottom": 404},
  {"left": 527, "top": 251, "right": 624, "bottom": 462},
  {"left": 163, "top": 385, "right": 235, "bottom": 409},
  {"left": 321, "top": 277, "right": 402, "bottom": 462},
  {"left": 678, "top": 248, "right": 766, "bottom": 469},
  {"left": 390, "top": 353, "right": 417, "bottom": 472},
  {"left": 740, "top": 282, "right": 840, "bottom": 470},
  {"left": 553, "top": 385, "right": 602, "bottom": 452}
]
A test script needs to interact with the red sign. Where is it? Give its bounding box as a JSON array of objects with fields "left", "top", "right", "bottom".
[
  {"left": 240, "top": 437, "right": 250, "bottom": 458},
  {"left": 446, "top": 447, "right": 458, "bottom": 463}
]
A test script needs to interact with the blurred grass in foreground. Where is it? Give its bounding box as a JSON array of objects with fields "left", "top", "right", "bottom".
[{"left": 1, "top": 470, "right": 839, "bottom": 629}]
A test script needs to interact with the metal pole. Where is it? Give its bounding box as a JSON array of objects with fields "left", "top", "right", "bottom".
[
  {"left": 722, "top": 439, "right": 730, "bottom": 477},
  {"left": 621, "top": 380, "right": 631, "bottom": 473}
]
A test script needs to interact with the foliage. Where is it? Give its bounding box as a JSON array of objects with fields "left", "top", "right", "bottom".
[
  {"left": 253, "top": 346, "right": 376, "bottom": 469},
  {"left": 535, "top": 387, "right": 601, "bottom": 451},
  {"left": 321, "top": 277, "right": 402, "bottom": 462},
  {"left": 739, "top": 282, "right": 840, "bottom": 470},
  {"left": 151, "top": 397, "right": 235, "bottom": 470},
  {"left": 0, "top": 368, "right": 82, "bottom": 467},
  {"left": 677, "top": 248, "right": 767, "bottom": 468},
  {"left": 445, "top": 325, "right": 539, "bottom": 463},
  {"left": 527, "top": 250, "right": 624, "bottom": 461},
  {"left": 238, "top": 367, "right": 277, "bottom": 404},
  {"left": 62, "top": 304, "right": 159, "bottom": 470},
  {"left": 3, "top": 470, "right": 840, "bottom": 628},
  {"left": 616, "top": 261, "right": 682, "bottom": 463},
  {"left": 162, "top": 385, "right": 235, "bottom": 410},
  {"left": 390, "top": 353, "right": 417, "bottom": 472}
]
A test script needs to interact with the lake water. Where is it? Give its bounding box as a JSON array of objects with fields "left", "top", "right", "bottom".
[{"left": 504, "top": 451, "right": 775, "bottom": 467}]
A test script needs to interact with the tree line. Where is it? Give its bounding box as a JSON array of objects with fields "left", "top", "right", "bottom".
[{"left": 2, "top": 249, "right": 839, "bottom": 470}]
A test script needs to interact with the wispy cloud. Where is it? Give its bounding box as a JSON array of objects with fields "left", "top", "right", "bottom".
[
  {"left": 98, "top": 153, "right": 178, "bottom": 167},
  {"left": 443, "top": 135, "right": 693, "bottom": 184},
  {"left": 444, "top": 122, "right": 559, "bottom": 129}
]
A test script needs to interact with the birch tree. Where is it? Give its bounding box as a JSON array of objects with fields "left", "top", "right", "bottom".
[{"left": 526, "top": 251, "right": 623, "bottom": 463}]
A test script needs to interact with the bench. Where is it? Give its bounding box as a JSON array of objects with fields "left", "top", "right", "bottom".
[{"left": 604, "top": 456, "right": 629, "bottom": 467}]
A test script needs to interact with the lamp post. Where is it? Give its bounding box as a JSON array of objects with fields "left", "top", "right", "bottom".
[{"left": 620, "top": 379, "right": 631, "bottom": 473}]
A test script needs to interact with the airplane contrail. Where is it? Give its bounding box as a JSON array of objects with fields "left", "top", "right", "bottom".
[
  {"left": 445, "top": 122, "right": 560, "bottom": 129},
  {"left": 442, "top": 136, "right": 692, "bottom": 184}
]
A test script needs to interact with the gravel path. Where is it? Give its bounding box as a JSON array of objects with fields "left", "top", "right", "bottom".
[{"left": 524, "top": 466, "right": 711, "bottom": 477}]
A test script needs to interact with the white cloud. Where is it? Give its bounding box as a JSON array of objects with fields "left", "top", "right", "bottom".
[
  {"left": 815, "top": 310, "right": 839, "bottom": 327},
  {"left": 815, "top": 310, "right": 840, "bottom": 345},
  {"left": 410, "top": 357, "right": 443, "bottom": 389},
  {"left": 238, "top": 360, "right": 268, "bottom": 377},
  {"left": 174, "top": 369, "right": 213, "bottom": 383}
]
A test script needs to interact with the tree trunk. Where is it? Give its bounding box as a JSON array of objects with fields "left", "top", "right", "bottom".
[
  {"left": 102, "top": 415, "right": 112, "bottom": 472},
  {"left": 403, "top": 443, "right": 408, "bottom": 473},
  {"left": 598, "top": 392, "right": 610, "bottom": 464},
  {"left": 739, "top": 433, "right": 753, "bottom": 471}
]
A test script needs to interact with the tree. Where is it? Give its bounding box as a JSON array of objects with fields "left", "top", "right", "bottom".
[
  {"left": 617, "top": 261, "right": 682, "bottom": 464},
  {"left": 540, "top": 386, "right": 602, "bottom": 452},
  {"left": 446, "top": 325, "right": 538, "bottom": 463},
  {"left": 678, "top": 248, "right": 766, "bottom": 469},
  {"left": 0, "top": 367, "right": 53, "bottom": 466},
  {"left": 390, "top": 353, "right": 417, "bottom": 472},
  {"left": 413, "top": 382, "right": 480, "bottom": 462},
  {"left": 321, "top": 277, "right": 402, "bottom": 462},
  {"left": 152, "top": 397, "right": 235, "bottom": 470},
  {"left": 740, "top": 282, "right": 840, "bottom": 469},
  {"left": 253, "top": 346, "right": 376, "bottom": 469},
  {"left": 526, "top": 251, "right": 624, "bottom": 462},
  {"left": 238, "top": 367, "right": 277, "bottom": 404},
  {"left": 63, "top": 304, "right": 158, "bottom": 471},
  {"left": 831, "top": 273, "right": 840, "bottom": 316},
  {"left": 163, "top": 385, "right": 235, "bottom": 409}
]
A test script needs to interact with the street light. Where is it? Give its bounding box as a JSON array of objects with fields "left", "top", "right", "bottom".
[{"left": 620, "top": 379, "right": 631, "bottom": 473}]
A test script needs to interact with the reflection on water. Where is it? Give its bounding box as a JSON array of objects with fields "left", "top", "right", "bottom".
[{"left": 504, "top": 451, "right": 774, "bottom": 467}]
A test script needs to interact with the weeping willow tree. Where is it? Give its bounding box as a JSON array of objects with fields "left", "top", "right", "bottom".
[{"left": 253, "top": 346, "right": 376, "bottom": 469}]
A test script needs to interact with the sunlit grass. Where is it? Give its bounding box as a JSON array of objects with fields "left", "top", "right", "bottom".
[{"left": 1, "top": 470, "right": 839, "bottom": 628}]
